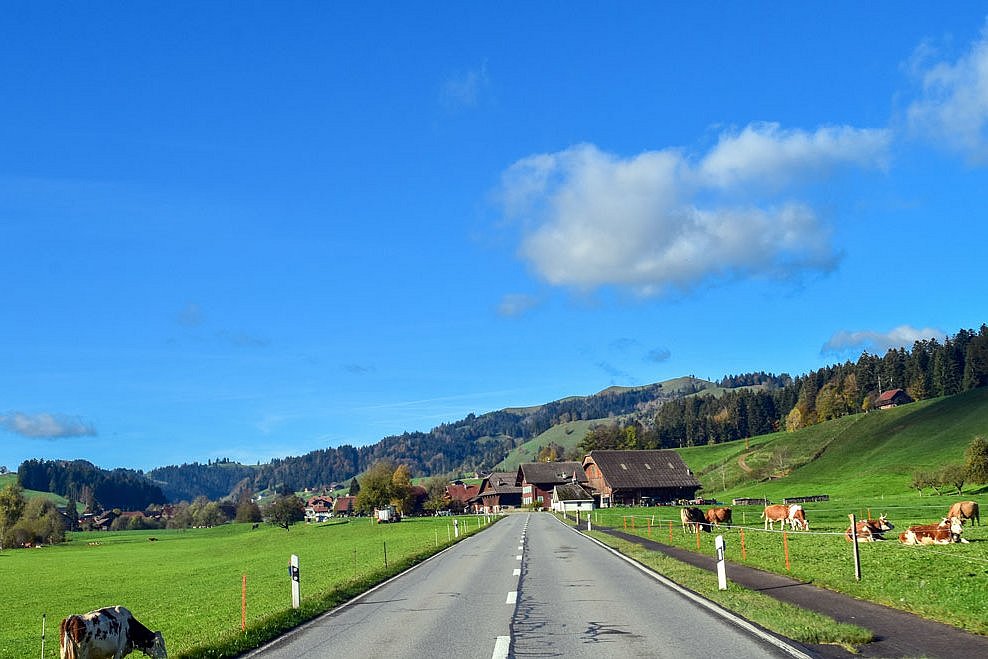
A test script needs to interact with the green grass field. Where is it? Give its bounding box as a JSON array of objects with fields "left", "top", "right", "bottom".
[
  {"left": 0, "top": 515, "right": 496, "bottom": 658},
  {"left": 582, "top": 497, "right": 988, "bottom": 635}
]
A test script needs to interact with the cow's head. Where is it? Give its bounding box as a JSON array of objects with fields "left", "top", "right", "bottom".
[
  {"left": 149, "top": 632, "right": 167, "bottom": 658},
  {"left": 937, "top": 516, "right": 963, "bottom": 536}
]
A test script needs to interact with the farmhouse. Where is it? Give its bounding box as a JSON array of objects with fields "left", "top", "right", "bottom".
[
  {"left": 476, "top": 472, "right": 522, "bottom": 513},
  {"left": 304, "top": 496, "right": 334, "bottom": 523},
  {"left": 516, "top": 462, "right": 588, "bottom": 508},
  {"left": 582, "top": 449, "right": 701, "bottom": 507},
  {"left": 445, "top": 482, "right": 481, "bottom": 513},
  {"left": 875, "top": 388, "right": 913, "bottom": 409},
  {"left": 550, "top": 482, "right": 594, "bottom": 513},
  {"left": 332, "top": 495, "right": 356, "bottom": 516}
]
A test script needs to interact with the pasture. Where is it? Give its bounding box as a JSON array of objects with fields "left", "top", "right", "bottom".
[
  {"left": 583, "top": 496, "right": 988, "bottom": 635},
  {"left": 0, "top": 515, "right": 496, "bottom": 658}
]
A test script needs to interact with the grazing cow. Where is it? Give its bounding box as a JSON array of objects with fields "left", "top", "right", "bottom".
[
  {"left": 705, "top": 507, "right": 732, "bottom": 528},
  {"left": 787, "top": 504, "right": 809, "bottom": 531},
  {"left": 680, "top": 506, "right": 707, "bottom": 533},
  {"left": 845, "top": 514, "right": 894, "bottom": 542},
  {"left": 947, "top": 500, "right": 980, "bottom": 526},
  {"left": 898, "top": 516, "right": 966, "bottom": 545},
  {"left": 761, "top": 504, "right": 790, "bottom": 530},
  {"left": 60, "top": 606, "right": 166, "bottom": 659}
]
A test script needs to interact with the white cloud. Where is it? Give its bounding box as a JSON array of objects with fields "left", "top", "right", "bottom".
[
  {"left": 0, "top": 412, "right": 97, "bottom": 439},
  {"left": 907, "top": 24, "right": 988, "bottom": 162},
  {"left": 499, "top": 124, "right": 887, "bottom": 295},
  {"left": 821, "top": 325, "right": 947, "bottom": 356},
  {"left": 699, "top": 123, "right": 891, "bottom": 189}
]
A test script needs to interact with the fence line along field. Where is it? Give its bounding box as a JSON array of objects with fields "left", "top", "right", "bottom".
[
  {"left": 0, "top": 515, "right": 495, "bottom": 658},
  {"left": 581, "top": 496, "right": 987, "bottom": 635}
]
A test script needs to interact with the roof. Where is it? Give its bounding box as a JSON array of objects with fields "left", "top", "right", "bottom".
[
  {"left": 876, "top": 388, "right": 911, "bottom": 404},
  {"left": 584, "top": 450, "right": 700, "bottom": 489},
  {"left": 445, "top": 483, "right": 481, "bottom": 503},
  {"left": 333, "top": 496, "right": 356, "bottom": 512},
  {"left": 479, "top": 472, "right": 522, "bottom": 495},
  {"left": 517, "top": 461, "right": 588, "bottom": 486},
  {"left": 553, "top": 483, "right": 594, "bottom": 502}
]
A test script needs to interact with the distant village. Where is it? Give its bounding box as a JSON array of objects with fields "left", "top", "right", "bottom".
[{"left": 302, "top": 449, "right": 701, "bottom": 523}]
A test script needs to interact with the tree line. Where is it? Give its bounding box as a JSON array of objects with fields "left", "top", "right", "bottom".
[{"left": 585, "top": 325, "right": 988, "bottom": 451}]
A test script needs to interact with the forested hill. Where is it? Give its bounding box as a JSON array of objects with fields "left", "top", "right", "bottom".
[
  {"left": 148, "top": 381, "right": 688, "bottom": 500},
  {"left": 20, "top": 323, "right": 988, "bottom": 504}
]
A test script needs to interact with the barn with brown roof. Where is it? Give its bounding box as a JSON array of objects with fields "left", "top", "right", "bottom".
[
  {"left": 875, "top": 388, "right": 913, "bottom": 409},
  {"left": 476, "top": 472, "right": 522, "bottom": 513},
  {"left": 516, "top": 461, "right": 588, "bottom": 509},
  {"left": 582, "top": 449, "right": 700, "bottom": 507}
]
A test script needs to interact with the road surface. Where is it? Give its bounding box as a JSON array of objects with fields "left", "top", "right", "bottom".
[{"left": 244, "top": 513, "right": 805, "bottom": 658}]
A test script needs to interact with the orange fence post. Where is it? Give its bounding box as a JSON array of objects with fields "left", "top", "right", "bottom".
[
  {"left": 783, "top": 531, "right": 791, "bottom": 571},
  {"left": 623, "top": 516, "right": 627, "bottom": 530},
  {"left": 668, "top": 520, "right": 673, "bottom": 542},
  {"left": 241, "top": 574, "right": 247, "bottom": 632},
  {"left": 740, "top": 528, "right": 746, "bottom": 561},
  {"left": 647, "top": 518, "right": 652, "bottom": 537},
  {"left": 695, "top": 528, "right": 701, "bottom": 550}
]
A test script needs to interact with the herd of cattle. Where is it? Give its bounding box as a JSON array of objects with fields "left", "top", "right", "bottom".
[{"left": 678, "top": 500, "right": 980, "bottom": 546}]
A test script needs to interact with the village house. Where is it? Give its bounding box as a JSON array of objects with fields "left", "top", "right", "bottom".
[
  {"left": 332, "top": 495, "right": 356, "bottom": 517},
  {"left": 475, "top": 471, "right": 522, "bottom": 513},
  {"left": 550, "top": 482, "right": 595, "bottom": 513},
  {"left": 875, "top": 388, "right": 913, "bottom": 409},
  {"left": 304, "top": 496, "right": 334, "bottom": 523},
  {"left": 444, "top": 481, "right": 481, "bottom": 513},
  {"left": 516, "top": 462, "right": 588, "bottom": 509},
  {"left": 582, "top": 449, "right": 701, "bottom": 507}
]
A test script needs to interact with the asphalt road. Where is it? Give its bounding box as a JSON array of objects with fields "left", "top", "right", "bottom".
[{"left": 244, "top": 513, "right": 806, "bottom": 658}]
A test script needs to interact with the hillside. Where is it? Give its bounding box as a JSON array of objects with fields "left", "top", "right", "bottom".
[
  {"left": 678, "top": 387, "right": 988, "bottom": 500},
  {"left": 146, "top": 378, "right": 696, "bottom": 499}
]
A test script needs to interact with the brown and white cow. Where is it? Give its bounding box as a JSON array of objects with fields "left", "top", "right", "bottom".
[
  {"left": 787, "top": 504, "right": 809, "bottom": 531},
  {"left": 947, "top": 500, "right": 980, "bottom": 526},
  {"left": 761, "top": 504, "right": 789, "bottom": 530},
  {"left": 705, "top": 506, "right": 732, "bottom": 528},
  {"left": 680, "top": 506, "right": 707, "bottom": 533},
  {"left": 845, "top": 514, "right": 894, "bottom": 542},
  {"left": 898, "top": 516, "right": 966, "bottom": 545},
  {"left": 762, "top": 504, "right": 809, "bottom": 531},
  {"left": 60, "top": 606, "right": 166, "bottom": 659}
]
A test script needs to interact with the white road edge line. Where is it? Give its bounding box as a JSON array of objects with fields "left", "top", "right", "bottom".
[
  {"left": 492, "top": 635, "right": 510, "bottom": 659},
  {"left": 513, "top": 568, "right": 521, "bottom": 576},
  {"left": 556, "top": 516, "right": 813, "bottom": 659},
  {"left": 506, "top": 591, "right": 517, "bottom": 604}
]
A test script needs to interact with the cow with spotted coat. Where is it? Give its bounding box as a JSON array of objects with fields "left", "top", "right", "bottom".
[{"left": 60, "top": 606, "right": 166, "bottom": 659}]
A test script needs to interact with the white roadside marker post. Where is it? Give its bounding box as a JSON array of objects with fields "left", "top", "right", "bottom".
[
  {"left": 715, "top": 535, "right": 727, "bottom": 591},
  {"left": 289, "top": 554, "right": 301, "bottom": 609}
]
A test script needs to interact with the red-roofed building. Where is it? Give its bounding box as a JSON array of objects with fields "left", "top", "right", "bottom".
[
  {"left": 333, "top": 495, "right": 357, "bottom": 516},
  {"left": 445, "top": 482, "right": 480, "bottom": 513},
  {"left": 875, "top": 388, "right": 913, "bottom": 410},
  {"left": 305, "top": 496, "right": 334, "bottom": 523}
]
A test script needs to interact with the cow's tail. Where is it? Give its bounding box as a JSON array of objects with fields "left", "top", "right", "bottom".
[{"left": 60, "top": 618, "right": 77, "bottom": 659}]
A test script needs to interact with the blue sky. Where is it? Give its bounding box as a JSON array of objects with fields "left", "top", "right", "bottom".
[{"left": 2, "top": 5, "right": 988, "bottom": 472}]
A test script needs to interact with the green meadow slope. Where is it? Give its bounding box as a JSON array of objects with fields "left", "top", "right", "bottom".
[{"left": 679, "top": 387, "right": 988, "bottom": 501}]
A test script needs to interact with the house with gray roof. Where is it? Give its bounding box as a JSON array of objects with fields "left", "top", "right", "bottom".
[{"left": 582, "top": 450, "right": 700, "bottom": 508}]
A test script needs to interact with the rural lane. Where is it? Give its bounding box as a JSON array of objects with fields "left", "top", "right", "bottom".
[{"left": 244, "top": 513, "right": 806, "bottom": 658}]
